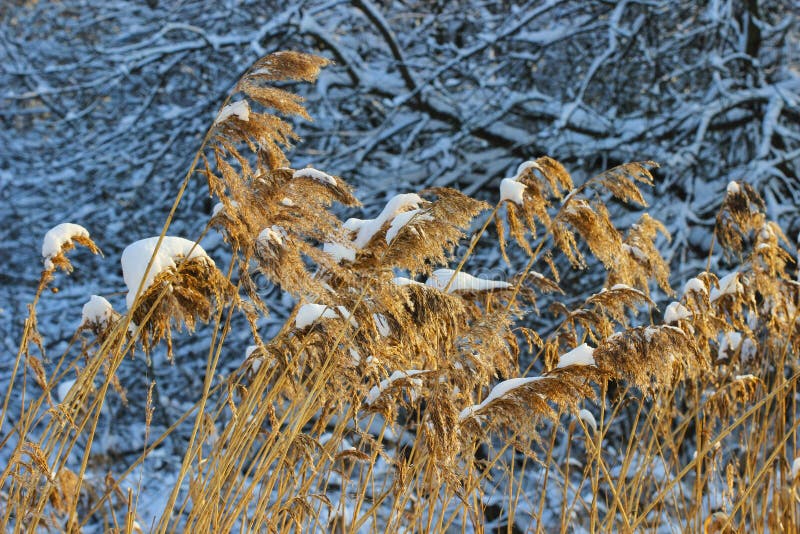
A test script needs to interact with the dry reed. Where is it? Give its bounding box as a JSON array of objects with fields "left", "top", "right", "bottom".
[{"left": 2, "top": 50, "right": 798, "bottom": 534}]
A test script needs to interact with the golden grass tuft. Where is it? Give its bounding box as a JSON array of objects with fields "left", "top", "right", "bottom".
[{"left": 130, "top": 256, "right": 234, "bottom": 360}]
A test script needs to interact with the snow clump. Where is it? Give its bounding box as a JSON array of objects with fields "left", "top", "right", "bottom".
[
  {"left": 556, "top": 343, "right": 596, "bottom": 368},
  {"left": 425, "top": 269, "right": 511, "bottom": 293},
  {"left": 215, "top": 100, "right": 250, "bottom": 124},
  {"left": 81, "top": 295, "right": 115, "bottom": 327},
  {"left": 710, "top": 272, "right": 742, "bottom": 302},
  {"left": 293, "top": 167, "right": 337, "bottom": 186},
  {"left": 459, "top": 376, "right": 541, "bottom": 421},
  {"left": 42, "top": 223, "right": 91, "bottom": 270},
  {"left": 500, "top": 178, "right": 526, "bottom": 205},
  {"left": 579, "top": 409, "right": 597, "bottom": 433},
  {"left": 664, "top": 302, "right": 692, "bottom": 324},
  {"left": 121, "top": 236, "right": 212, "bottom": 309},
  {"left": 352, "top": 193, "right": 424, "bottom": 248},
  {"left": 498, "top": 160, "right": 538, "bottom": 205},
  {"left": 385, "top": 209, "right": 432, "bottom": 244},
  {"left": 295, "top": 303, "right": 358, "bottom": 329}
]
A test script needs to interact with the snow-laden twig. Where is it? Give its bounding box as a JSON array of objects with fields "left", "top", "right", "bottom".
[{"left": 425, "top": 269, "right": 510, "bottom": 293}]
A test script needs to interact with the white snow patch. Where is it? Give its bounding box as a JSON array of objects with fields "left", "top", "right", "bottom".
[
  {"left": 212, "top": 200, "right": 239, "bottom": 217},
  {"left": 121, "top": 237, "right": 212, "bottom": 309},
  {"left": 81, "top": 295, "right": 114, "bottom": 327},
  {"left": 425, "top": 268, "right": 511, "bottom": 293},
  {"left": 682, "top": 277, "right": 707, "bottom": 297},
  {"left": 215, "top": 100, "right": 250, "bottom": 124},
  {"left": 293, "top": 167, "right": 337, "bottom": 186},
  {"left": 320, "top": 433, "right": 354, "bottom": 452},
  {"left": 514, "top": 160, "right": 539, "bottom": 180},
  {"left": 606, "top": 331, "right": 624, "bottom": 342},
  {"left": 42, "top": 223, "right": 90, "bottom": 270},
  {"left": 718, "top": 331, "right": 743, "bottom": 360},
  {"left": 609, "top": 283, "right": 636, "bottom": 292},
  {"left": 459, "top": 376, "right": 542, "bottom": 421},
  {"left": 792, "top": 458, "right": 800, "bottom": 480},
  {"left": 348, "top": 348, "right": 363, "bottom": 367},
  {"left": 246, "top": 345, "right": 265, "bottom": 372},
  {"left": 579, "top": 409, "right": 597, "bottom": 433},
  {"left": 366, "top": 370, "right": 427, "bottom": 405},
  {"left": 556, "top": 343, "right": 596, "bottom": 368},
  {"left": 373, "top": 314, "right": 391, "bottom": 337},
  {"left": 710, "top": 272, "right": 742, "bottom": 302},
  {"left": 664, "top": 301, "right": 692, "bottom": 324},
  {"left": 352, "top": 193, "right": 424, "bottom": 248},
  {"left": 257, "top": 226, "right": 287, "bottom": 247},
  {"left": 323, "top": 242, "right": 356, "bottom": 262},
  {"left": 643, "top": 326, "right": 660, "bottom": 343},
  {"left": 622, "top": 244, "right": 648, "bottom": 262},
  {"left": 57, "top": 379, "right": 76, "bottom": 403},
  {"left": 595, "top": 284, "right": 637, "bottom": 298},
  {"left": 343, "top": 217, "right": 366, "bottom": 232},
  {"left": 500, "top": 178, "right": 526, "bottom": 205},
  {"left": 295, "top": 304, "right": 358, "bottom": 329},
  {"left": 385, "top": 209, "right": 432, "bottom": 244}
]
